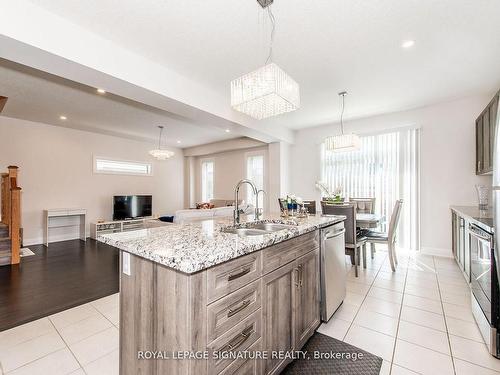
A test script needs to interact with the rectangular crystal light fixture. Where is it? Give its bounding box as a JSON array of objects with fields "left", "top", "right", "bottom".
[
  {"left": 231, "top": 63, "right": 300, "bottom": 120},
  {"left": 325, "top": 134, "right": 361, "bottom": 152}
]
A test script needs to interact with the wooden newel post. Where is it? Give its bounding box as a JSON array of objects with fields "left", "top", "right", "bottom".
[
  {"left": 1, "top": 173, "right": 8, "bottom": 225},
  {"left": 10, "top": 185, "right": 21, "bottom": 265}
]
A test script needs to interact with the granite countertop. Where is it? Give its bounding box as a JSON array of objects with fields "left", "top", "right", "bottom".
[
  {"left": 98, "top": 214, "right": 345, "bottom": 274},
  {"left": 450, "top": 205, "right": 494, "bottom": 231}
]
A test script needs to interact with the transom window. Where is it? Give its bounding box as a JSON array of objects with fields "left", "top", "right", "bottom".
[{"left": 93, "top": 157, "right": 152, "bottom": 176}]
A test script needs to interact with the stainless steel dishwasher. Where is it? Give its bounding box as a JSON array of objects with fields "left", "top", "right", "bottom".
[{"left": 320, "top": 221, "right": 347, "bottom": 322}]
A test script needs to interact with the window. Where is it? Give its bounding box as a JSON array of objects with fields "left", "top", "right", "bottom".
[
  {"left": 246, "top": 154, "right": 264, "bottom": 208},
  {"left": 321, "top": 128, "right": 420, "bottom": 250},
  {"left": 94, "top": 157, "right": 152, "bottom": 176},
  {"left": 201, "top": 160, "right": 214, "bottom": 203}
]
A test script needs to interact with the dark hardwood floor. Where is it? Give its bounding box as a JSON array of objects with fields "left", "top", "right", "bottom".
[{"left": 0, "top": 239, "right": 119, "bottom": 331}]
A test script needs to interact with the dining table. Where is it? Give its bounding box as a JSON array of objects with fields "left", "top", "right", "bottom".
[{"left": 356, "top": 213, "right": 383, "bottom": 229}]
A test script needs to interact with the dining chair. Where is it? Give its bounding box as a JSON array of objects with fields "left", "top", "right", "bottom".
[
  {"left": 302, "top": 200, "right": 316, "bottom": 214},
  {"left": 363, "top": 199, "right": 403, "bottom": 272},
  {"left": 350, "top": 197, "right": 376, "bottom": 214},
  {"left": 278, "top": 198, "right": 287, "bottom": 213},
  {"left": 321, "top": 202, "right": 366, "bottom": 277}
]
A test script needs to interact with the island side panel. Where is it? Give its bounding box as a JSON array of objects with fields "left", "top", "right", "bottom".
[
  {"left": 156, "top": 265, "right": 208, "bottom": 375},
  {"left": 120, "top": 252, "right": 156, "bottom": 375}
]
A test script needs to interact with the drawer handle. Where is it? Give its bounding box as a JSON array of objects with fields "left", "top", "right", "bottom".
[
  {"left": 227, "top": 299, "right": 251, "bottom": 318},
  {"left": 220, "top": 326, "right": 254, "bottom": 352},
  {"left": 228, "top": 267, "right": 251, "bottom": 282}
]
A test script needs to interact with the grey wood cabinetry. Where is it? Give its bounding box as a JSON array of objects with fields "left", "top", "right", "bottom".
[
  {"left": 262, "top": 261, "right": 297, "bottom": 375},
  {"left": 120, "top": 230, "right": 322, "bottom": 375},
  {"left": 294, "top": 249, "right": 320, "bottom": 350},
  {"left": 476, "top": 91, "right": 499, "bottom": 175},
  {"left": 451, "top": 210, "right": 470, "bottom": 282}
]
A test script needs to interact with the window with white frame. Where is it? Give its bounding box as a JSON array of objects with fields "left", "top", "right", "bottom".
[
  {"left": 201, "top": 160, "right": 214, "bottom": 203},
  {"left": 246, "top": 154, "right": 264, "bottom": 209},
  {"left": 94, "top": 157, "right": 152, "bottom": 176},
  {"left": 321, "top": 128, "right": 420, "bottom": 250}
]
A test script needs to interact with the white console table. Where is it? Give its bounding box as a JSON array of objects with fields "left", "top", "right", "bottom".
[{"left": 44, "top": 208, "right": 87, "bottom": 247}]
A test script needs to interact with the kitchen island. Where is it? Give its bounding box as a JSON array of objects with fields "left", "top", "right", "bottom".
[{"left": 99, "top": 214, "right": 345, "bottom": 375}]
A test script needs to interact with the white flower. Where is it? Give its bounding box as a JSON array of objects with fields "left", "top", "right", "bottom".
[{"left": 296, "top": 197, "right": 303, "bottom": 204}]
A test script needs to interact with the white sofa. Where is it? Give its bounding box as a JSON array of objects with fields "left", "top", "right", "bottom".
[{"left": 174, "top": 204, "right": 254, "bottom": 223}]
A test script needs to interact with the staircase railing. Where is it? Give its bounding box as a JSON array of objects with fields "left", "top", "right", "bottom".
[{"left": 1, "top": 166, "right": 21, "bottom": 264}]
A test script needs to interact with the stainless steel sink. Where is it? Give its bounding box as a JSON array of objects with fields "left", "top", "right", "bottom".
[
  {"left": 221, "top": 222, "right": 295, "bottom": 237},
  {"left": 246, "top": 223, "right": 294, "bottom": 232},
  {"left": 221, "top": 228, "right": 270, "bottom": 236}
]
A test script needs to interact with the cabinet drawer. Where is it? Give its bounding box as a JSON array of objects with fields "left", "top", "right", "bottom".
[
  {"left": 218, "top": 339, "right": 262, "bottom": 375},
  {"left": 262, "top": 230, "right": 319, "bottom": 275},
  {"left": 207, "top": 252, "right": 262, "bottom": 303},
  {"left": 208, "top": 279, "right": 262, "bottom": 343},
  {"left": 208, "top": 309, "right": 262, "bottom": 375}
]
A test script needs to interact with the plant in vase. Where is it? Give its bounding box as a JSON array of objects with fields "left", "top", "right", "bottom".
[
  {"left": 315, "top": 182, "right": 344, "bottom": 203},
  {"left": 283, "top": 194, "right": 303, "bottom": 216}
]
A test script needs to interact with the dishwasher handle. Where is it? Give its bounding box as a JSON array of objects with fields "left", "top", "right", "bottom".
[{"left": 324, "top": 228, "right": 346, "bottom": 240}]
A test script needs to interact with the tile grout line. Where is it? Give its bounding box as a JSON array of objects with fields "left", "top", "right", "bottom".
[
  {"left": 388, "top": 252, "right": 410, "bottom": 375},
  {"left": 0, "top": 328, "right": 72, "bottom": 373},
  {"left": 47, "top": 315, "right": 86, "bottom": 373},
  {"left": 433, "top": 255, "right": 457, "bottom": 375},
  {"left": 341, "top": 251, "right": 387, "bottom": 341}
]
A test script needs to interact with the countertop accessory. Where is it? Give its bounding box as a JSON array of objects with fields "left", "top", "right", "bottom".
[{"left": 476, "top": 184, "right": 489, "bottom": 210}]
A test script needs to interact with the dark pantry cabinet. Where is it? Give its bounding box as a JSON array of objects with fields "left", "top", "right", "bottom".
[{"left": 476, "top": 90, "right": 499, "bottom": 175}]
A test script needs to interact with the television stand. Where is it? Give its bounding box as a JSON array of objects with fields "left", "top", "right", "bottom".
[{"left": 90, "top": 217, "right": 153, "bottom": 239}]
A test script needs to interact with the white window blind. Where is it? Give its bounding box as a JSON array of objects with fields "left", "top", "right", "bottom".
[
  {"left": 321, "top": 128, "right": 420, "bottom": 250},
  {"left": 201, "top": 161, "right": 214, "bottom": 203},
  {"left": 246, "top": 154, "right": 264, "bottom": 208},
  {"left": 94, "top": 157, "right": 152, "bottom": 176}
]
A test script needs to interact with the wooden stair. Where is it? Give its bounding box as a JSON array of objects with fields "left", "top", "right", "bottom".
[{"left": 0, "top": 166, "right": 22, "bottom": 266}]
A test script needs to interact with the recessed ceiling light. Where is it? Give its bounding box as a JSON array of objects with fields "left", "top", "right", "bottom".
[
  {"left": 225, "top": 129, "right": 230, "bottom": 133},
  {"left": 97, "top": 88, "right": 106, "bottom": 94},
  {"left": 176, "top": 140, "right": 181, "bottom": 144},
  {"left": 401, "top": 40, "right": 415, "bottom": 49},
  {"left": 59, "top": 115, "right": 67, "bottom": 120}
]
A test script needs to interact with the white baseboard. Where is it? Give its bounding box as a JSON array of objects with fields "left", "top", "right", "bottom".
[
  {"left": 23, "top": 231, "right": 91, "bottom": 247},
  {"left": 420, "top": 246, "right": 454, "bottom": 258}
]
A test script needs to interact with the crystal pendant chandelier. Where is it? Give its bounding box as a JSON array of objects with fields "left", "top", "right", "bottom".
[
  {"left": 230, "top": 0, "right": 300, "bottom": 120},
  {"left": 325, "top": 92, "right": 361, "bottom": 152},
  {"left": 149, "top": 126, "right": 175, "bottom": 160}
]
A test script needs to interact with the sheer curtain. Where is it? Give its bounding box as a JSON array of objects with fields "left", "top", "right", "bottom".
[{"left": 321, "top": 127, "right": 420, "bottom": 251}]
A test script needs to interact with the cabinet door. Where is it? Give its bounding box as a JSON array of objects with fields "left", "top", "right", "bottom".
[
  {"left": 483, "top": 109, "right": 491, "bottom": 172},
  {"left": 476, "top": 116, "right": 484, "bottom": 174},
  {"left": 464, "top": 222, "right": 471, "bottom": 282},
  {"left": 295, "top": 249, "right": 320, "bottom": 349},
  {"left": 458, "top": 217, "right": 465, "bottom": 270},
  {"left": 262, "top": 261, "right": 296, "bottom": 375},
  {"left": 490, "top": 94, "right": 499, "bottom": 170},
  {"left": 451, "top": 212, "right": 458, "bottom": 260}
]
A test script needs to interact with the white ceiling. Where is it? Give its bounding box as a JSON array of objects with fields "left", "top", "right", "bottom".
[
  {"left": 26, "top": 0, "right": 500, "bottom": 129},
  {"left": 0, "top": 59, "right": 238, "bottom": 148}
]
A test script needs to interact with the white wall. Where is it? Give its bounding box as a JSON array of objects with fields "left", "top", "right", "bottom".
[
  {"left": 289, "top": 95, "right": 494, "bottom": 256},
  {"left": 0, "top": 116, "right": 184, "bottom": 245},
  {"left": 192, "top": 146, "right": 268, "bottom": 207}
]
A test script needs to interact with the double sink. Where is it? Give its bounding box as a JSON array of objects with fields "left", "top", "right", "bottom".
[{"left": 222, "top": 222, "right": 296, "bottom": 236}]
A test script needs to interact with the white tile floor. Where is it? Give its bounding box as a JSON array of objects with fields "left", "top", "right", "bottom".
[
  {"left": 318, "top": 249, "right": 500, "bottom": 375},
  {"left": 0, "top": 294, "right": 119, "bottom": 375},
  {"left": 0, "top": 250, "right": 498, "bottom": 374}
]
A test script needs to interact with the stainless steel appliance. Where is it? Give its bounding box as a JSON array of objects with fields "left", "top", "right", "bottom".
[
  {"left": 487, "top": 99, "right": 500, "bottom": 357},
  {"left": 320, "top": 221, "right": 346, "bottom": 322},
  {"left": 469, "top": 223, "right": 499, "bottom": 356}
]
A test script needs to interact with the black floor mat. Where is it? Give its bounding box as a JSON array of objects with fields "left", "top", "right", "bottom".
[{"left": 282, "top": 332, "right": 383, "bottom": 374}]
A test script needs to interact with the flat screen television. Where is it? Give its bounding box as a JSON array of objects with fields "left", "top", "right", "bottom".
[{"left": 113, "top": 195, "right": 152, "bottom": 220}]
